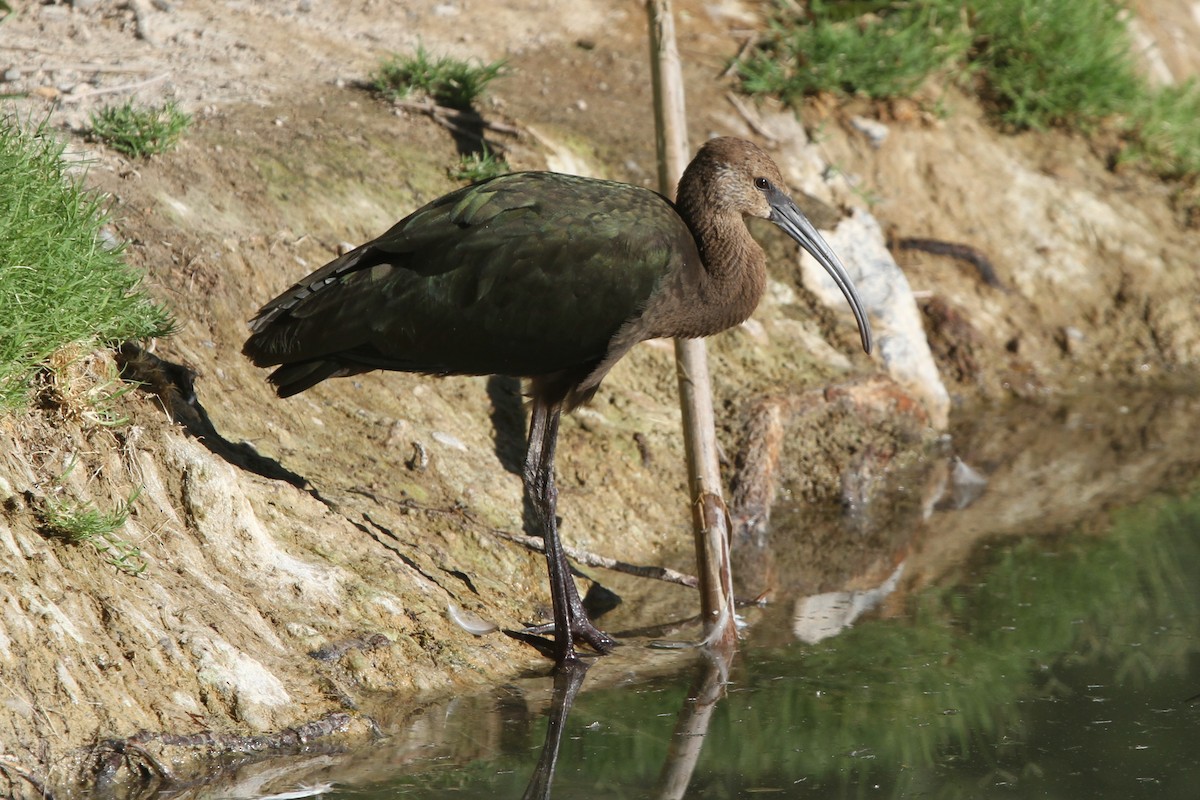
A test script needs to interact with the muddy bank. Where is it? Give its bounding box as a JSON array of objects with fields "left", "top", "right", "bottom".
[{"left": 2, "top": 0, "right": 1200, "bottom": 795}]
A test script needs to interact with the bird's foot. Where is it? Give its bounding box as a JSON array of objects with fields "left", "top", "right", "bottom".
[
  {"left": 556, "top": 620, "right": 614, "bottom": 672},
  {"left": 574, "top": 618, "right": 616, "bottom": 655},
  {"left": 520, "top": 619, "right": 617, "bottom": 656}
]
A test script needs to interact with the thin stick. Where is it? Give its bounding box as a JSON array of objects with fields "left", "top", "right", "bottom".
[
  {"left": 719, "top": 36, "right": 757, "bottom": 79},
  {"left": 24, "top": 62, "right": 158, "bottom": 74},
  {"left": 59, "top": 73, "right": 169, "bottom": 104},
  {"left": 486, "top": 527, "right": 698, "bottom": 588},
  {"left": 646, "top": 0, "right": 738, "bottom": 653},
  {"left": 725, "top": 91, "right": 778, "bottom": 144},
  {"left": 353, "top": 492, "right": 701, "bottom": 589},
  {"left": 0, "top": 760, "right": 51, "bottom": 799},
  {"left": 0, "top": 44, "right": 67, "bottom": 57}
]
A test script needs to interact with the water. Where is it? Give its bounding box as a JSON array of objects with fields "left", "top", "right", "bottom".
[
  {"left": 313, "top": 497, "right": 1200, "bottom": 799},
  {"left": 177, "top": 393, "right": 1200, "bottom": 799}
]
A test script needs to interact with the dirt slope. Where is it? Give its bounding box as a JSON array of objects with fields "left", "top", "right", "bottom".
[{"left": 1, "top": 1, "right": 1199, "bottom": 794}]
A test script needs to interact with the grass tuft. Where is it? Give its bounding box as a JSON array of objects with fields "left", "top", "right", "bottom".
[
  {"left": 738, "top": 1, "right": 971, "bottom": 103},
  {"left": 737, "top": 0, "right": 1200, "bottom": 185},
  {"left": 1124, "top": 79, "right": 1200, "bottom": 177},
  {"left": 35, "top": 346, "right": 137, "bottom": 426},
  {"left": 0, "top": 115, "right": 174, "bottom": 411},
  {"left": 973, "top": 0, "right": 1140, "bottom": 131},
  {"left": 89, "top": 99, "right": 191, "bottom": 158},
  {"left": 38, "top": 492, "right": 146, "bottom": 575},
  {"left": 371, "top": 46, "right": 505, "bottom": 109},
  {"left": 450, "top": 143, "right": 510, "bottom": 183}
]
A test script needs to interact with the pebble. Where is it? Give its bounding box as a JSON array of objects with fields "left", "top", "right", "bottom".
[
  {"left": 431, "top": 431, "right": 467, "bottom": 451},
  {"left": 97, "top": 228, "right": 122, "bottom": 252},
  {"left": 1060, "top": 325, "right": 1085, "bottom": 356},
  {"left": 447, "top": 603, "right": 498, "bottom": 636},
  {"left": 850, "top": 115, "right": 889, "bottom": 148}
]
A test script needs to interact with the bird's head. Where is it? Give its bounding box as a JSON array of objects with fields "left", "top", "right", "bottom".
[{"left": 681, "top": 137, "right": 874, "bottom": 355}]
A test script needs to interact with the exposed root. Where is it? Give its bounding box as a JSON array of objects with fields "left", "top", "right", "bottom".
[
  {"left": 77, "top": 714, "right": 360, "bottom": 798},
  {"left": 0, "top": 760, "right": 53, "bottom": 800},
  {"left": 894, "top": 236, "right": 1005, "bottom": 289},
  {"left": 127, "top": 712, "right": 356, "bottom": 752}
]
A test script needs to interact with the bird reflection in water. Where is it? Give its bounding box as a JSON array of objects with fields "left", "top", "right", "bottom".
[{"left": 519, "top": 649, "right": 732, "bottom": 800}]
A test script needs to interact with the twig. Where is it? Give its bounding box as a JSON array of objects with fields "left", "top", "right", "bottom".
[
  {"left": 485, "top": 526, "right": 699, "bottom": 588},
  {"left": 0, "top": 760, "right": 52, "bottom": 800},
  {"left": 720, "top": 35, "right": 758, "bottom": 79},
  {"left": 342, "top": 489, "right": 700, "bottom": 589},
  {"left": 0, "top": 43, "right": 65, "bottom": 57},
  {"left": 725, "top": 91, "right": 778, "bottom": 144},
  {"left": 32, "top": 63, "right": 159, "bottom": 75},
  {"left": 59, "top": 73, "right": 170, "bottom": 104}
]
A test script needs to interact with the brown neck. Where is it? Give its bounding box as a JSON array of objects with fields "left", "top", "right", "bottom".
[
  {"left": 576, "top": 178, "right": 768, "bottom": 398},
  {"left": 673, "top": 187, "right": 768, "bottom": 336}
]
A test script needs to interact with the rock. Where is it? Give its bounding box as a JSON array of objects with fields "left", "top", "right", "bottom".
[
  {"left": 851, "top": 115, "right": 889, "bottom": 148},
  {"left": 810, "top": 210, "right": 951, "bottom": 430}
]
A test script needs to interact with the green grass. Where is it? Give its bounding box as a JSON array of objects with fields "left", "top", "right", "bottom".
[
  {"left": 0, "top": 115, "right": 174, "bottom": 411},
  {"left": 89, "top": 99, "right": 191, "bottom": 158},
  {"left": 38, "top": 492, "right": 146, "bottom": 575},
  {"left": 1124, "top": 79, "right": 1200, "bottom": 177},
  {"left": 738, "top": 1, "right": 972, "bottom": 103},
  {"left": 737, "top": 0, "right": 1200, "bottom": 183},
  {"left": 450, "top": 143, "right": 510, "bottom": 183},
  {"left": 370, "top": 46, "right": 505, "bottom": 109},
  {"left": 973, "top": 0, "right": 1140, "bottom": 131}
]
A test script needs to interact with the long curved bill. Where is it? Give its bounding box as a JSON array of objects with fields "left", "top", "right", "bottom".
[{"left": 767, "top": 189, "right": 873, "bottom": 354}]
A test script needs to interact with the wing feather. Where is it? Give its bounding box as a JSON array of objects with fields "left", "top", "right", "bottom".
[{"left": 244, "top": 172, "right": 693, "bottom": 388}]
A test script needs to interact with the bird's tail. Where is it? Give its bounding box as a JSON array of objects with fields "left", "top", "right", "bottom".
[{"left": 265, "top": 360, "right": 359, "bottom": 398}]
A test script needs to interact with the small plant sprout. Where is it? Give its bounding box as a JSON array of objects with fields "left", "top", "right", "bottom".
[
  {"left": 450, "top": 143, "right": 510, "bottom": 183},
  {"left": 39, "top": 490, "right": 147, "bottom": 576},
  {"left": 90, "top": 99, "right": 191, "bottom": 158}
]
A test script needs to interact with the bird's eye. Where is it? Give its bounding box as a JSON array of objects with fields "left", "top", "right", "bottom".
[{"left": 754, "top": 177, "right": 770, "bottom": 190}]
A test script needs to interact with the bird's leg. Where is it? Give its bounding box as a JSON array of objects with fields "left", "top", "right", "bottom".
[
  {"left": 525, "top": 398, "right": 616, "bottom": 666},
  {"left": 525, "top": 400, "right": 576, "bottom": 666}
]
